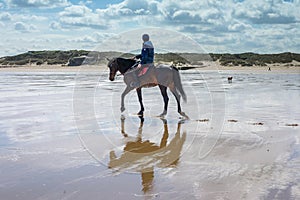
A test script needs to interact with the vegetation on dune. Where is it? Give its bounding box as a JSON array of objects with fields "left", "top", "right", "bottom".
[
  {"left": 0, "top": 50, "right": 299, "bottom": 67},
  {"left": 210, "top": 52, "right": 300, "bottom": 66},
  {"left": 155, "top": 53, "right": 190, "bottom": 65},
  {"left": 0, "top": 50, "right": 89, "bottom": 66}
]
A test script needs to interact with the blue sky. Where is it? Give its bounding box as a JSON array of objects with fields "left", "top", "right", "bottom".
[{"left": 0, "top": 0, "right": 299, "bottom": 56}]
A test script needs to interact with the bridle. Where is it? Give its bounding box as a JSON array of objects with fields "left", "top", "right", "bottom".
[{"left": 109, "top": 60, "right": 118, "bottom": 78}]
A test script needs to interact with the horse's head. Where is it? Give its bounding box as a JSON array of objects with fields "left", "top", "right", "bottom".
[{"left": 107, "top": 58, "right": 118, "bottom": 81}]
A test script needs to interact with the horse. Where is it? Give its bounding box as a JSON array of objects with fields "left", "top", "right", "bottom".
[{"left": 107, "top": 57, "right": 188, "bottom": 118}]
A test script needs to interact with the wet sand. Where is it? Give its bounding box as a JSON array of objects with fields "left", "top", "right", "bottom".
[{"left": 0, "top": 67, "right": 299, "bottom": 199}]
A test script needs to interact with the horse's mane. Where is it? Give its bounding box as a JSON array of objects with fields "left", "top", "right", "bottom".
[
  {"left": 115, "top": 57, "right": 136, "bottom": 74},
  {"left": 116, "top": 57, "right": 133, "bottom": 62}
]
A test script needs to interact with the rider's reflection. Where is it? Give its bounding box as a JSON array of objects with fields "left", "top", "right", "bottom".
[{"left": 108, "top": 116, "right": 186, "bottom": 193}]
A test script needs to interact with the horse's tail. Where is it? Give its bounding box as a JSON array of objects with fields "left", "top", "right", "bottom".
[{"left": 172, "top": 66, "right": 187, "bottom": 102}]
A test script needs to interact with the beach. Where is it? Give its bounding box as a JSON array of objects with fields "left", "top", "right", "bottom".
[{"left": 0, "top": 64, "right": 299, "bottom": 199}]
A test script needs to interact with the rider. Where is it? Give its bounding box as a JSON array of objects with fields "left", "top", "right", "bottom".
[{"left": 131, "top": 34, "right": 154, "bottom": 88}]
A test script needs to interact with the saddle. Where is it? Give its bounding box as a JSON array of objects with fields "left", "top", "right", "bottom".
[{"left": 131, "top": 63, "right": 153, "bottom": 77}]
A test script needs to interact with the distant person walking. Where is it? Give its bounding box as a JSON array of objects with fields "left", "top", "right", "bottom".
[{"left": 131, "top": 34, "right": 155, "bottom": 88}]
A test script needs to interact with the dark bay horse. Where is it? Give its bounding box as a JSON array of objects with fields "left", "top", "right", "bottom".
[
  {"left": 107, "top": 57, "right": 188, "bottom": 118},
  {"left": 108, "top": 58, "right": 188, "bottom": 118}
]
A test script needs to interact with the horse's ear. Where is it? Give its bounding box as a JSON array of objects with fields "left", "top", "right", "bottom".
[{"left": 105, "top": 57, "right": 111, "bottom": 62}]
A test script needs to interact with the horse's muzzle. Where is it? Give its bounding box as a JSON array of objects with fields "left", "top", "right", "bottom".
[{"left": 109, "top": 77, "right": 114, "bottom": 81}]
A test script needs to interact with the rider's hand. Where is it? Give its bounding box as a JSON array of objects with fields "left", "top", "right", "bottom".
[{"left": 137, "top": 64, "right": 142, "bottom": 68}]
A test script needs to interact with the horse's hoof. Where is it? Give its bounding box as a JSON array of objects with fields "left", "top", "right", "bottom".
[
  {"left": 179, "top": 112, "right": 190, "bottom": 120},
  {"left": 158, "top": 114, "right": 165, "bottom": 118},
  {"left": 158, "top": 113, "right": 167, "bottom": 118}
]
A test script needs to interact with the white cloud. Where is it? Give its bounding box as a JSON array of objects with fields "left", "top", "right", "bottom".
[
  {"left": 0, "top": 11, "right": 47, "bottom": 23},
  {"left": 92, "top": 32, "right": 115, "bottom": 41},
  {"left": 29, "top": 24, "right": 37, "bottom": 31},
  {"left": 94, "top": 0, "right": 235, "bottom": 34},
  {"left": 60, "top": 4, "right": 91, "bottom": 17},
  {"left": 233, "top": 0, "right": 299, "bottom": 24},
  {"left": 66, "top": 32, "right": 116, "bottom": 45},
  {"left": 20, "top": 14, "right": 47, "bottom": 21},
  {"left": 228, "top": 21, "right": 252, "bottom": 32},
  {"left": 67, "top": 35, "right": 96, "bottom": 43},
  {"left": 79, "top": 0, "right": 93, "bottom": 6},
  {"left": 96, "top": 0, "right": 159, "bottom": 18},
  {"left": 6, "top": 0, "right": 70, "bottom": 8},
  {"left": 0, "top": 12, "right": 12, "bottom": 21},
  {"left": 171, "top": 10, "right": 202, "bottom": 24},
  {"left": 0, "top": 11, "right": 46, "bottom": 34},
  {"left": 49, "top": 21, "right": 61, "bottom": 30},
  {"left": 59, "top": 5, "right": 108, "bottom": 29},
  {"left": 14, "top": 22, "right": 27, "bottom": 31},
  {"left": 14, "top": 21, "right": 36, "bottom": 32}
]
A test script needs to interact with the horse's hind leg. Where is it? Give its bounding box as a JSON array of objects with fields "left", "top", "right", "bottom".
[
  {"left": 159, "top": 85, "right": 169, "bottom": 117},
  {"left": 170, "top": 86, "right": 189, "bottom": 119},
  {"left": 169, "top": 86, "right": 181, "bottom": 113},
  {"left": 136, "top": 88, "right": 144, "bottom": 116}
]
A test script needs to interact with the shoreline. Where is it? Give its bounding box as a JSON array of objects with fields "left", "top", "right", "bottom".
[{"left": 0, "top": 63, "right": 299, "bottom": 73}]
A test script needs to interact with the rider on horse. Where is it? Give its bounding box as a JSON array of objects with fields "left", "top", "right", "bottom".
[{"left": 131, "top": 34, "right": 155, "bottom": 88}]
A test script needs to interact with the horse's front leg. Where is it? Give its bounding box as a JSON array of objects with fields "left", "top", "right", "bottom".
[
  {"left": 121, "top": 86, "right": 132, "bottom": 113},
  {"left": 136, "top": 88, "right": 144, "bottom": 116}
]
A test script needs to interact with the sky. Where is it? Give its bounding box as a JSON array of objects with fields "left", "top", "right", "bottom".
[{"left": 0, "top": 0, "right": 299, "bottom": 56}]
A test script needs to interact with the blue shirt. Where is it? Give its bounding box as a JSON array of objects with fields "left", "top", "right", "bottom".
[{"left": 136, "top": 41, "right": 154, "bottom": 64}]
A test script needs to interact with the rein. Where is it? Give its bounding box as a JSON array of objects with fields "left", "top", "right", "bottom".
[{"left": 117, "top": 59, "right": 138, "bottom": 76}]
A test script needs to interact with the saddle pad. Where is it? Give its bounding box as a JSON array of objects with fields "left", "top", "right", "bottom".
[{"left": 138, "top": 66, "right": 149, "bottom": 76}]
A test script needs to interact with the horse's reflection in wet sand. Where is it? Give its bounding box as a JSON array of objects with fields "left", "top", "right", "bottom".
[{"left": 108, "top": 117, "right": 186, "bottom": 193}]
